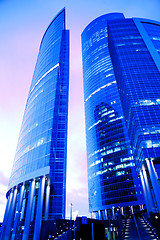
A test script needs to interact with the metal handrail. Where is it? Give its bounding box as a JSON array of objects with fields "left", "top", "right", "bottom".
[
  {"left": 142, "top": 215, "right": 159, "bottom": 239},
  {"left": 121, "top": 218, "right": 127, "bottom": 239},
  {"left": 48, "top": 224, "right": 74, "bottom": 239},
  {"left": 133, "top": 214, "right": 141, "bottom": 240}
]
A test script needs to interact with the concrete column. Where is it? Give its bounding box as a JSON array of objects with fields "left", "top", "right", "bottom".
[
  {"left": 0, "top": 190, "right": 13, "bottom": 240},
  {"left": 120, "top": 207, "right": 124, "bottom": 216},
  {"left": 130, "top": 206, "right": 134, "bottom": 215},
  {"left": 22, "top": 179, "right": 35, "bottom": 240},
  {"left": 112, "top": 207, "right": 115, "bottom": 220},
  {"left": 105, "top": 209, "right": 108, "bottom": 220},
  {"left": 4, "top": 187, "right": 18, "bottom": 240},
  {"left": 103, "top": 210, "right": 106, "bottom": 220},
  {"left": 146, "top": 159, "right": 160, "bottom": 214},
  {"left": 98, "top": 210, "right": 101, "bottom": 220},
  {"left": 11, "top": 184, "right": 25, "bottom": 240},
  {"left": 101, "top": 210, "right": 105, "bottom": 220},
  {"left": 143, "top": 165, "right": 156, "bottom": 212},
  {"left": 140, "top": 167, "right": 155, "bottom": 214},
  {"left": 44, "top": 179, "right": 50, "bottom": 220},
  {"left": 33, "top": 176, "right": 45, "bottom": 240},
  {"left": 139, "top": 204, "right": 144, "bottom": 211}
]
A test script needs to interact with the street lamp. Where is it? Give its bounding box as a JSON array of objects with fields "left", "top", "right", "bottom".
[{"left": 70, "top": 203, "right": 73, "bottom": 220}]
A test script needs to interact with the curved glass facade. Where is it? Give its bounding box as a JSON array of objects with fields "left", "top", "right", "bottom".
[
  {"left": 108, "top": 17, "right": 160, "bottom": 214},
  {"left": 82, "top": 13, "right": 144, "bottom": 218},
  {"left": 1, "top": 8, "right": 69, "bottom": 240},
  {"left": 108, "top": 18, "right": 160, "bottom": 171}
]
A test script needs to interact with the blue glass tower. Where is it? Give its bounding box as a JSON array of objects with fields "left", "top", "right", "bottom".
[
  {"left": 81, "top": 13, "right": 144, "bottom": 220},
  {"left": 108, "top": 16, "right": 160, "bottom": 215},
  {"left": 1, "top": 8, "right": 69, "bottom": 240}
]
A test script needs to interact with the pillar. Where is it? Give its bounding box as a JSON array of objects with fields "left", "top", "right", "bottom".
[
  {"left": 22, "top": 179, "right": 35, "bottom": 240},
  {"left": 98, "top": 210, "right": 101, "bottom": 220},
  {"left": 101, "top": 210, "right": 104, "bottom": 220},
  {"left": 11, "top": 184, "right": 25, "bottom": 240},
  {"left": 112, "top": 207, "right": 115, "bottom": 220},
  {"left": 4, "top": 187, "right": 18, "bottom": 240},
  {"left": 105, "top": 209, "right": 108, "bottom": 220},
  {"left": 120, "top": 207, "right": 124, "bottom": 216},
  {"left": 140, "top": 166, "right": 155, "bottom": 214},
  {"left": 33, "top": 176, "right": 45, "bottom": 240},
  {"left": 44, "top": 179, "right": 50, "bottom": 220},
  {"left": 130, "top": 206, "right": 134, "bottom": 215},
  {"left": 146, "top": 159, "right": 160, "bottom": 214},
  {"left": 0, "top": 190, "right": 13, "bottom": 240}
]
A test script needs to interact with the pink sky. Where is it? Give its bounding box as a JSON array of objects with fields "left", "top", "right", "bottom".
[{"left": 0, "top": 0, "right": 160, "bottom": 221}]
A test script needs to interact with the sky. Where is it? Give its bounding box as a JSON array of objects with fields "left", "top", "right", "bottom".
[{"left": 0, "top": 0, "right": 160, "bottom": 221}]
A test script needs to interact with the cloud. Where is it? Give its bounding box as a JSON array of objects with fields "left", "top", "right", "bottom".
[
  {"left": 66, "top": 146, "right": 89, "bottom": 218},
  {"left": 66, "top": 187, "right": 89, "bottom": 219},
  {"left": 0, "top": 193, "right": 6, "bottom": 205},
  {"left": 0, "top": 174, "right": 8, "bottom": 221},
  {"left": 0, "top": 171, "right": 9, "bottom": 187}
]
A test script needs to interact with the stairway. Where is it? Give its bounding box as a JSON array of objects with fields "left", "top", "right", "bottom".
[
  {"left": 47, "top": 224, "right": 74, "bottom": 240},
  {"left": 123, "top": 216, "right": 159, "bottom": 240}
]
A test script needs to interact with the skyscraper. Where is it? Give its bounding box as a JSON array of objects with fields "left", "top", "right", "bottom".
[
  {"left": 1, "top": 8, "right": 69, "bottom": 240},
  {"left": 81, "top": 13, "right": 144, "bottom": 220},
  {"left": 108, "top": 15, "right": 160, "bottom": 215}
]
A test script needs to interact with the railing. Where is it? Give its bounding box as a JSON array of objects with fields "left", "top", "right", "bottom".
[
  {"left": 47, "top": 224, "right": 74, "bottom": 240},
  {"left": 142, "top": 214, "right": 159, "bottom": 239},
  {"left": 132, "top": 214, "right": 141, "bottom": 240},
  {"left": 120, "top": 218, "right": 127, "bottom": 240},
  {"left": 52, "top": 229, "right": 72, "bottom": 240}
]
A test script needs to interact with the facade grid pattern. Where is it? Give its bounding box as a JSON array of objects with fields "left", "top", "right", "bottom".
[
  {"left": 1, "top": 8, "right": 69, "bottom": 240},
  {"left": 82, "top": 13, "right": 144, "bottom": 218}
]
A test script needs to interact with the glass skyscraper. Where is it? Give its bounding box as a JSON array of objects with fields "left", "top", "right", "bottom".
[
  {"left": 81, "top": 13, "right": 144, "bottom": 220},
  {"left": 1, "top": 8, "right": 69, "bottom": 240},
  {"left": 108, "top": 15, "right": 160, "bottom": 215}
]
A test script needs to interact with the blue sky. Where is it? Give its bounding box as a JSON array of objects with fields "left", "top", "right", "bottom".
[{"left": 0, "top": 0, "right": 160, "bottom": 221}]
